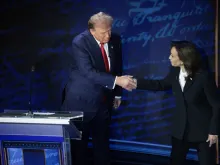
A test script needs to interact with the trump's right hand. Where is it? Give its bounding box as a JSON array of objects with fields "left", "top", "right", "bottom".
[{"left": 116, "top": 75, "right": 137, "bottom": 91}]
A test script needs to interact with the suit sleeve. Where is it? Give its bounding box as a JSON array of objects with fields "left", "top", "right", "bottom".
[
  {"left": 204, "top": 72, "right": 220, "bottom": 135},
  {"left": 72, "top": 42, "right": 115, "bottom": 89},
  {"left": 136, "top": 67, "right": 173, "bottom": 91},
  {"left": 113, "top": 39, "right": 123, "bottom": 97}
]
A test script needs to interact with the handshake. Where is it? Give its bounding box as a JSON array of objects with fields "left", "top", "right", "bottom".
[{"left": 116, "top": 75, "right": 137, "bottom": 91}]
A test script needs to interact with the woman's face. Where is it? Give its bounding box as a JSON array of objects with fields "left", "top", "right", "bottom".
[{"left": 169, "top": 47, "right": 183, "bottom": 67}]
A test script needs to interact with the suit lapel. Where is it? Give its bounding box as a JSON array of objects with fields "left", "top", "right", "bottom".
[
  {"left": 183, "top": 77, "right": 194, "bottom": 93},
  {"left": 86, "top": 31, "right": 106, "bottom": 71},
  {"left": 174, "top": 68, "right": 184, "bottom": 95},
  {"left": 108, "top": 42, "right": 115, "bottom": 72},
  {"left": 175, "top": 67, "right": 194, "bottom": 93}
]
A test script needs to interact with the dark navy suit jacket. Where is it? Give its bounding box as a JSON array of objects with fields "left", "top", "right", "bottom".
[{"left": 62, "top": 30, "right": 122, "bottom": 119}]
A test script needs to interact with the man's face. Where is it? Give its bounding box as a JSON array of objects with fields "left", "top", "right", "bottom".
[{"left": 90, "top": 21, "right": 112, "bottom": 43}]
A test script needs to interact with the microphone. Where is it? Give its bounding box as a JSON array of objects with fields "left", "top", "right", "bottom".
[{"left": 28, "top": 65, "right": 35, "bottom": 116}]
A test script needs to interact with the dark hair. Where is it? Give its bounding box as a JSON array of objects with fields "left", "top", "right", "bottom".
[{"left": 171, "top": 40, "right": 202, "bottom": 79}]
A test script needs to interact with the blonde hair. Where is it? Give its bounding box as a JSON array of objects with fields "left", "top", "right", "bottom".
[{"left": 88, "top": 12, "right": 113, "bottom": 29}]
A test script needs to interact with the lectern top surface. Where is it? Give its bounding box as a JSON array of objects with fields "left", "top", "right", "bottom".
[{"left": 0, "top": 110, "right": 83, "bottom": 125}]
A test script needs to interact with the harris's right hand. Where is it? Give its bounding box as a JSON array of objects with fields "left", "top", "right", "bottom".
[{"left": 115, "top": 75, "right": 137, "bottom": 91}]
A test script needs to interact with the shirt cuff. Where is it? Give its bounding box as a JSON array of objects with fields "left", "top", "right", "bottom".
[
  {"left": 115, "top": 96, "right": 121, "bottom": 99},
  {"left": 112, "top": 76, "right": 117, "bottom": 89}
]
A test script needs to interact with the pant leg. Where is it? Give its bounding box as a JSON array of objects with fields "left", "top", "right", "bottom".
[
  {"left": 74, "top": 114, "right": 92, "bottom": 165},
  {"left": 196, "top": 142, "right": 216, "bottom": 165},
  {"left": 91, "top": 109, "right": 111, "bottom": 165},
  {"left": 170, "top": 137, "right": 190, "bottom": 165}
]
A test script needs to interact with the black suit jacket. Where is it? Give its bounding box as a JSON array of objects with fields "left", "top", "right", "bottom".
[
  {"left": 62, "top": 30, "right": 122, "bottom": 120},
  {"left": 137, "top": 67, "right": 220, "bottom": 142}
]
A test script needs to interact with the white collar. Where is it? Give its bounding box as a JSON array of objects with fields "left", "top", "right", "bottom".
[
  {"left": 180, "top": 68, "right": 187, "bottom": 77},
  {"left": 93, "top": 37, "right": 108, "bottom": 46}
]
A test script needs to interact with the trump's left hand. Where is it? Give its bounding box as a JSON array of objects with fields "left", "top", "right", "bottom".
[
  {"left": 206, "top": 134, "right": 218, "bottom": 147},
  {"left": 113, "top": 98, "right": 121, "bottom": 109}
]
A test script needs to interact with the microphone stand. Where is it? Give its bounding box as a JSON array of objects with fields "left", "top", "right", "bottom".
[{"left": 28, "top": 65, "right": 35, "bottom": 117}]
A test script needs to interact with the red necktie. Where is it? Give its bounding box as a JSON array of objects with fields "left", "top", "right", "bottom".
[{"left": 100, "top": 43, "right": 110, "bottom": 72}]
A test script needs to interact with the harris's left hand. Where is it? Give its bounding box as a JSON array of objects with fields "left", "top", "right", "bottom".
[
  {"left": 113, "top": 98, "right": 121, "bottom": 109},
  {"left": 206, "top": 134, "right": 218, "bottom": 147}
]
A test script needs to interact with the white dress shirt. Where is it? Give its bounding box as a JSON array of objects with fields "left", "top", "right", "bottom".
[
  {"left": 93, "top": 38, "right": 120, "bottom": 98},
  {"left": 94, "top": 38, "right": 111, "bottom": 70},
  {"left": 179, "top": 68, "right": 188, "bottom": 91}
]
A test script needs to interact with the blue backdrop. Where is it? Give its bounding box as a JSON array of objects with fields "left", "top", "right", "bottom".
[{"left": 0, "top": 0, "right": 216, "bottom": 158}]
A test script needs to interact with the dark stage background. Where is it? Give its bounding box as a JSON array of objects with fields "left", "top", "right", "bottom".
[{"left": 0, "top": 0, "right": 218, "bottom": 158}]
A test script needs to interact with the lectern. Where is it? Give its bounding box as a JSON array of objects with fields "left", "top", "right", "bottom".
[{"left": 0, "top": 110, "right": 83, "bottom": 165}]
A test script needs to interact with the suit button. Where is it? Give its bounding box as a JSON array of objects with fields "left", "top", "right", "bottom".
[{"left": 105, "top": 86, "right": 108, "bottom": 88}]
